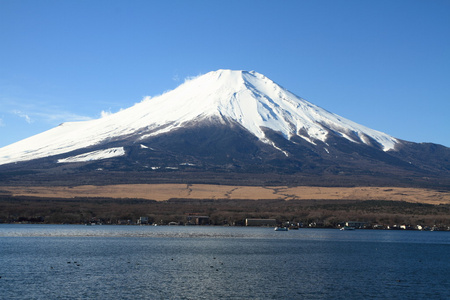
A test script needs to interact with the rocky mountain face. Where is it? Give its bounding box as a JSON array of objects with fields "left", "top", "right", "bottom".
[{"left": 0, "top": 70, "right": 449, "bottom": 188}]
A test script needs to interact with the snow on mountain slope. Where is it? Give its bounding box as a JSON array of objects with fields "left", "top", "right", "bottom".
[
  {"left": 57, "top": 147, "right": 125, "bottom": 163},
  {"left": 0, "top": 69, "right": 398, "bottom": 165}
]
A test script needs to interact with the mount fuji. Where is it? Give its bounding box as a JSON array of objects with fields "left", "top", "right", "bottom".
[{"left": 1, "top": 70, "right": 449, "bottom": 187}]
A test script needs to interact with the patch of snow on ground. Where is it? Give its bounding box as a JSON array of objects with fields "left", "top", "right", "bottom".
[{"left": 57, "top": 147, "right": 125, "bottom": 163}]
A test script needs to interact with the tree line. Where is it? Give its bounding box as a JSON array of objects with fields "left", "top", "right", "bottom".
[{"left": 1, "top": 195, "right": 448, "bottom": 229}]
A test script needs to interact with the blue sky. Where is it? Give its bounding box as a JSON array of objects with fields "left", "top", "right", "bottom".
[{"left": 1, "top": 0, "right": 449, "bottom": 147}]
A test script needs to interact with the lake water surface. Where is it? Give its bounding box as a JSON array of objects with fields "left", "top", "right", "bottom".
[{"left": 1, "top": 225, "right": 449, "bottom": 299}]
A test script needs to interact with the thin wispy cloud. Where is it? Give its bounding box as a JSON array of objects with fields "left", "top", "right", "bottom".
[
  {"left": 32, "top": 110, "right": 92, "bottom": 123},
  {"left": 12, "top": 110, "right": 33, "bottom": 124},
  {"left": 172, "top": 73, "right": 180, "bottom": 82},
  {"left": 2, "top": 98, "right": 92, "bottom": 126}
]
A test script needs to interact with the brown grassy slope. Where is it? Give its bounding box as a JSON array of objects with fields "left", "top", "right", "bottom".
[{"left": 2, "top": 184, "right": 449, "bottom": 204}]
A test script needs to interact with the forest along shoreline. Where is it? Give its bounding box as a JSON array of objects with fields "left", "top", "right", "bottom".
[{"left": 0, "top": 193, "right": 449, "bottom": 230}]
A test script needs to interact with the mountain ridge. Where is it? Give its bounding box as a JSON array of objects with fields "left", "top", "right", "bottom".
[
  {"left": 0, "top": 69, "right": 398, "bottom": 165},
  {"left": 0, "top": 69, "right": 449, "bottom": 188}
]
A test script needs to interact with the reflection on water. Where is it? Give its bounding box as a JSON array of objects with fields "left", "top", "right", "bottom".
[{"left": 0, "top": 225, "right": 449, "bottom": 299}]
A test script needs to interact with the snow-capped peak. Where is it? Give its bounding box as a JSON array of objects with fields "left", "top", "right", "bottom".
[{"left": 0, "top": 69, "right": 398, "bottom": 165}]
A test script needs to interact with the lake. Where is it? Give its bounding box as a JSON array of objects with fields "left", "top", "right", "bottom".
[{"left": 1, "top": 225, "right": 449, "bottom": 299}]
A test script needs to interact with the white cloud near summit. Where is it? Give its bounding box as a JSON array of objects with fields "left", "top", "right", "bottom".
[{"left": 101, "top": 110, "right": 112, "bottom": 118}]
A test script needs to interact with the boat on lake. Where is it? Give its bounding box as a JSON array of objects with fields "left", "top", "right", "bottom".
[
  {"left": 340, "top": 226, "right": 355, "bottom": 230},
  {"left": 274, "top": 227, "right": 289, "bottom": 231}
]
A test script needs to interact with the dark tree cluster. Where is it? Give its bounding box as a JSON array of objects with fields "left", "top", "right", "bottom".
[{"left": 0, "top": 195, "right": 448, "bottom": 230}]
